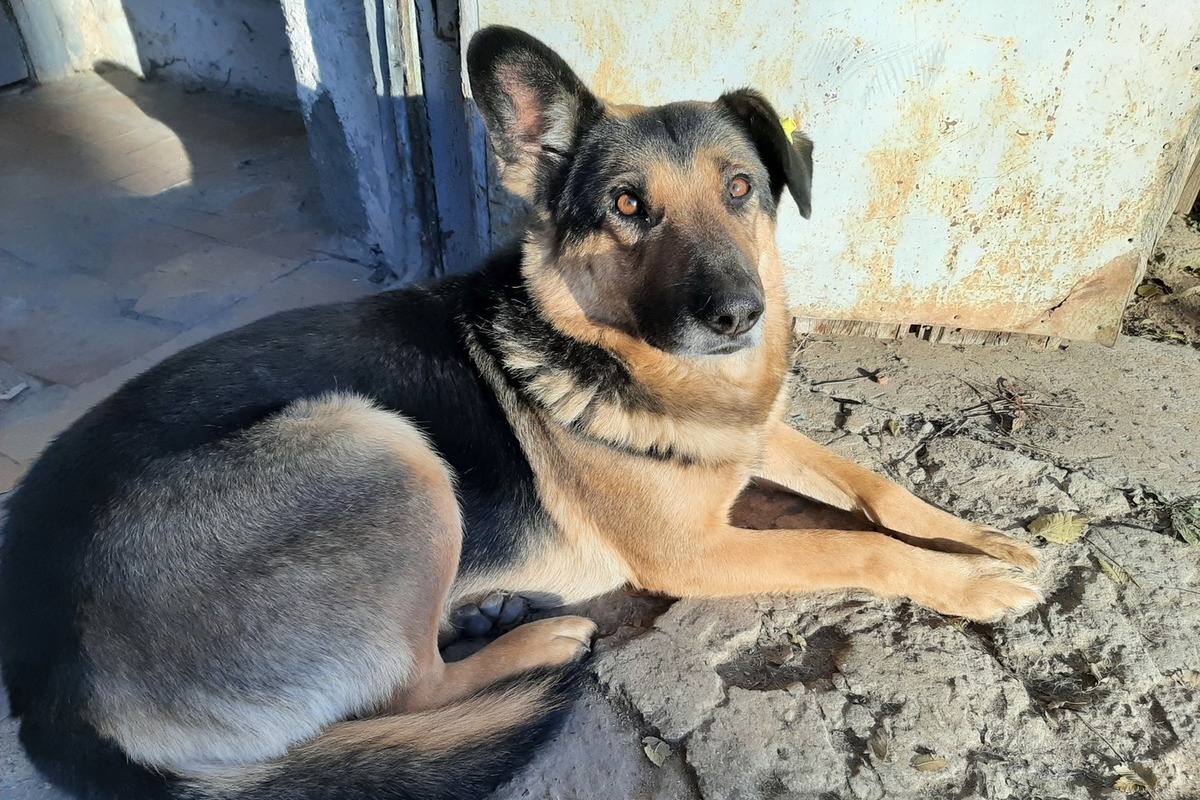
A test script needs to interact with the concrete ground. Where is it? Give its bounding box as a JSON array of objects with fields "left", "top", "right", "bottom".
[{"left": 3, "top": 72, "right": 1200, "bottom": 800}]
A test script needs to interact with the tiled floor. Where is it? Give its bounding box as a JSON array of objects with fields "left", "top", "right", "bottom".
[
  {"left": 1, "top": 71, "right": 377, "bottom": 797},
  {"left": 0, "top": 68, "right": 377, "bottom": 493}
]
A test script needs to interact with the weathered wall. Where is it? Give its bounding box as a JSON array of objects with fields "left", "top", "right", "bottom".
[
  {"left": 280, "top": 0, "right": 440, "bottom": 278},
  {"left": 11, "top": 0, "right": 296, "bottom": 107},
  {"left": 10, "top": 0, "right": 139, "bottom": 81},
  {"left": 120, "top": 0, "right": 297, "bottom": 107},
  {"left": 466, "top": 1, "right": 1200, "bottom": 344}
]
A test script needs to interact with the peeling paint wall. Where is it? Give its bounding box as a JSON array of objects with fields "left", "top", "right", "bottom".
[
  {"left": 11, "top": 0, "right": 296, "bottom": 108},
  {"left": 120, "top": 0, "right": 297, "bottom": 107},
  {"left": 10, "top": 0, "right": 140, "bottom": 81},
  {"left": 465, "top": 1, "right": 1200, "bottom": 344},
  {"left": 280, "top": 0, "right": 442, "bottom": 279}
]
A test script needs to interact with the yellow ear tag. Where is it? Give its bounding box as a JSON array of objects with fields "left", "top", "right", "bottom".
[{"left": 780, "top": 118, "right": 798, "bottom": 139}]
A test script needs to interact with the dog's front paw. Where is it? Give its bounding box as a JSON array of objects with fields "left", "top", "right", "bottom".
[
  {"left": 915, "top": 553, "right": 1044, "bottom": 623},
  {"left": 968, "top": 525, "right": 1041, "bottom": 571}
]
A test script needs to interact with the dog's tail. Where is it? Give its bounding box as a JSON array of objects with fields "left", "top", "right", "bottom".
[
  {"left": 19, "top": 665, "right": 581, "bottom": 800},
  {"left": 178, "top": 666, "right": 580, "bottom": 800}
]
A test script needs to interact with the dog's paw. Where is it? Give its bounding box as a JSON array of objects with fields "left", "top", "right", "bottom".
[
  {"left": 451, "top": 592, "right": 531, "bottom": 638},
  {"left": 968, "top": 525, "right": 1042, "bottom": 571},
  {"left": 489, "top": 615, "right": 598, "bottom": 668},
  {"left": 916, "top": 554, "right": 1045, "bottom": 623}
]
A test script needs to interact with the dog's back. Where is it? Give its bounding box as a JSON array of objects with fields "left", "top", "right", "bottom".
[{"left": 0, "top": 257, "right": 585, "bottom": 800}]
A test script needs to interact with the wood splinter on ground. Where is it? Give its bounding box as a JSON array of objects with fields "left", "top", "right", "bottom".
[{"left": 810, "top": 367, "right": 890, "bottom": 390}]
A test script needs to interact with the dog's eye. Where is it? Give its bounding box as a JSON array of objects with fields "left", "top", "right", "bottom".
[
  {"left": 615, "top": 192, "right": 641, "bottom": 217},
  {"left": 729, "top": 176, "right": 752, "bottom": 199}
]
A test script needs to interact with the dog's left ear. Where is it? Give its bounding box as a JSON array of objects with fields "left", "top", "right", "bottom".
[
  {"left": 718, "top": 89, "right": 813, "bottom": 219},
  {"left": 467, "top": 26, "right": 603, "bottom": 203}
]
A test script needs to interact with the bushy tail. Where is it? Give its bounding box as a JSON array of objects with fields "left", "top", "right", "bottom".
[{"left": 179, "top": 665, "right": 582, "bottom": 800}]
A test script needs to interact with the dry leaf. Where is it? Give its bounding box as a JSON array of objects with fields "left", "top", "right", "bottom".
[
  {"left": 1028, "top": 512, "right": 1089, "bottom": 544},
  {"left": 911, "top": 754, "right": 949, "bottom": 772},
  {"left": 1098, "top": 556, "right": 1133, "bottom": 585},
  {"left": 1169, "top": 496, "right": 1200, "bottom": 548},
  {"left": 884, "top": 419, "right": 900, "bottom": 436},
  {"left": 1114, "top": 776, "right": 1142, "bottom": 794},
  {"left": 1170, "top": 669, "right": 1200, "bottom": 689},
  {"left": 1135, "top": 282, "right": 1165, "bottom": 298},
  {"left": 785, "top": 626, "right": 807, "bottom": 650},
  {"left": 642, "top": 736, "right": 670, "bottom": 767},
  {"left": 1114, "top": 763, "right": 1157, "bottom": 793},
  {"left": 869, "top": 731, "right": 891, "bottom": 762}
]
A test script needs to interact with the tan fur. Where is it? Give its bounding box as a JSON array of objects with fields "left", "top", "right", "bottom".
[
  {"left": 477, "top": 157, "right": 1042, "bottom": 623},
  {"left": 390, "top": 617, "right": 596, "bottom": 714}
]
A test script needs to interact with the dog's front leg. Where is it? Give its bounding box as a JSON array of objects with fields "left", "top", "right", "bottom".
[
  {"left": 639, "top": 525, "right": 1042, "bottom": 622},
  {"left": 755, "top": 420, "right": 1040, "bottom": 570}
]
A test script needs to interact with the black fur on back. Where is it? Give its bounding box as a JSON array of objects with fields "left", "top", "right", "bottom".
[{"left": 0, "top": 248, "right": 586, "bottom": 800}]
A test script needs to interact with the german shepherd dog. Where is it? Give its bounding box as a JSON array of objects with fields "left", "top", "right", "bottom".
[{"left": 0, "top": 26, "right": 1043, "bottom": 800}]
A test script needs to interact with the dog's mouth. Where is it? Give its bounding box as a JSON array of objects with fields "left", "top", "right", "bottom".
[
  {"left": 673, "top": 316, "right": 764, "bottom": 357},
  {"left": 704, "top": 338, "right": 753, "bottom": 356}
]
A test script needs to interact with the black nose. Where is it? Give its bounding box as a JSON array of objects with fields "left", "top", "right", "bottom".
[{"left": 698, "top": 292, "right": 764, "bottom": 337}]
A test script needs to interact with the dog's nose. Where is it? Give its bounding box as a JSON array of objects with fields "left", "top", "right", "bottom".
[{"left": 699, "top": 292, "right": 764, "bottom": 337}]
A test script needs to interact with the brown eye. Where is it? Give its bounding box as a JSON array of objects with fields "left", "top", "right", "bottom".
[
  {"left": 729, "top": 176, "right": 751, "bottom": 199},
  {"left": 616, "top": 192, "right": 641, "bottom": 216}
]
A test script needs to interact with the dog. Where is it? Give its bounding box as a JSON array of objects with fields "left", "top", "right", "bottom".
[{"left": 0, "top": 25, "right": 1043, "bottom": 800}]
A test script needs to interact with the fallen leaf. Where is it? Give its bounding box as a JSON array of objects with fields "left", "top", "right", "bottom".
[
  {"left": 1135, "top": 282, "right": 1165, "bottom": 298},
  {"left": 642, "top": 736, "right": 670, "bottom": 767},
  {"left": 785, "top": 626, "right": 807, "bottom": 650},
  {"left": 869, "top": 731, "right": 891, "bottom": 762},
  {"left": 884, "top": 419, "right": 900, "bottom": 436},
  {"left": 1170, "top": 669, "right": 1200, "bottom": 689},
  {"left": 1114, "top": 776, "right": 1142, "bottom": 794},
  {"left": 1098, "top": 556, "right": 1133, "bottom": 585},
  {"left": 1114, "top": 763, "right": 1157, "bottom": 793},
  {"left": 1028, "top": 512, "right": 1089, "bottom": 545},
  {"left": 911, "top": 754, "right": 949, "bottom": 772},
  {"left": 1169, "top": 496, "right": 1200, "bottom": 548}
]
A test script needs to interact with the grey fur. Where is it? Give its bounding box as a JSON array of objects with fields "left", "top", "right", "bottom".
[{"left": 80, "top": 394, "right": 461, "bottom": 771}]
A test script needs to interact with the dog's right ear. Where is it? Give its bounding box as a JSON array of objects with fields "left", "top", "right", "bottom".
[{"left": 467, "top": 26, "right": 603, "bottom": 203}]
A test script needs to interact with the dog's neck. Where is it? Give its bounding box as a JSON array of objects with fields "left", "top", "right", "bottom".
[{"left": 466, "top": 243, "right": 791, "bottom": 466}]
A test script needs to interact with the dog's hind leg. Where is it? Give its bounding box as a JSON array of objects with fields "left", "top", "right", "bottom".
[
  {"left": 755, "top": 420, "right": 1041, "bottom": 569},
  {"left": 82, "top": 393, "right": 592, "bottom": 772},
  {"left": 389, "top": 615, "right": 596, "bottom": 714}
]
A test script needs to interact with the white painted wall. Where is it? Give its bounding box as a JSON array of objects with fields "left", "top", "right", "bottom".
[
  {"left": 121, "top": 0, "right": 296, "bottom": 107},
  {"left": 10, "top": 0, "right": 140, "bottom": 81},
  {"left": 466, "top": 0, "right": 1200, "bottom": 343},
  {"left": 11, "top": 0, "right": 296, "bottom": 107}
]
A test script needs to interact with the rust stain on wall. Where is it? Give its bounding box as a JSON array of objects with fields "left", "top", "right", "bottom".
[{"left": 1013, "top": 251, "right": 1141, "bottom": 345}]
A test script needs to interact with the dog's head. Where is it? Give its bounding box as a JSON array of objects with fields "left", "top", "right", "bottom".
[{"left": 468, "top": 26, "right": 812, "bottom": 358}]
